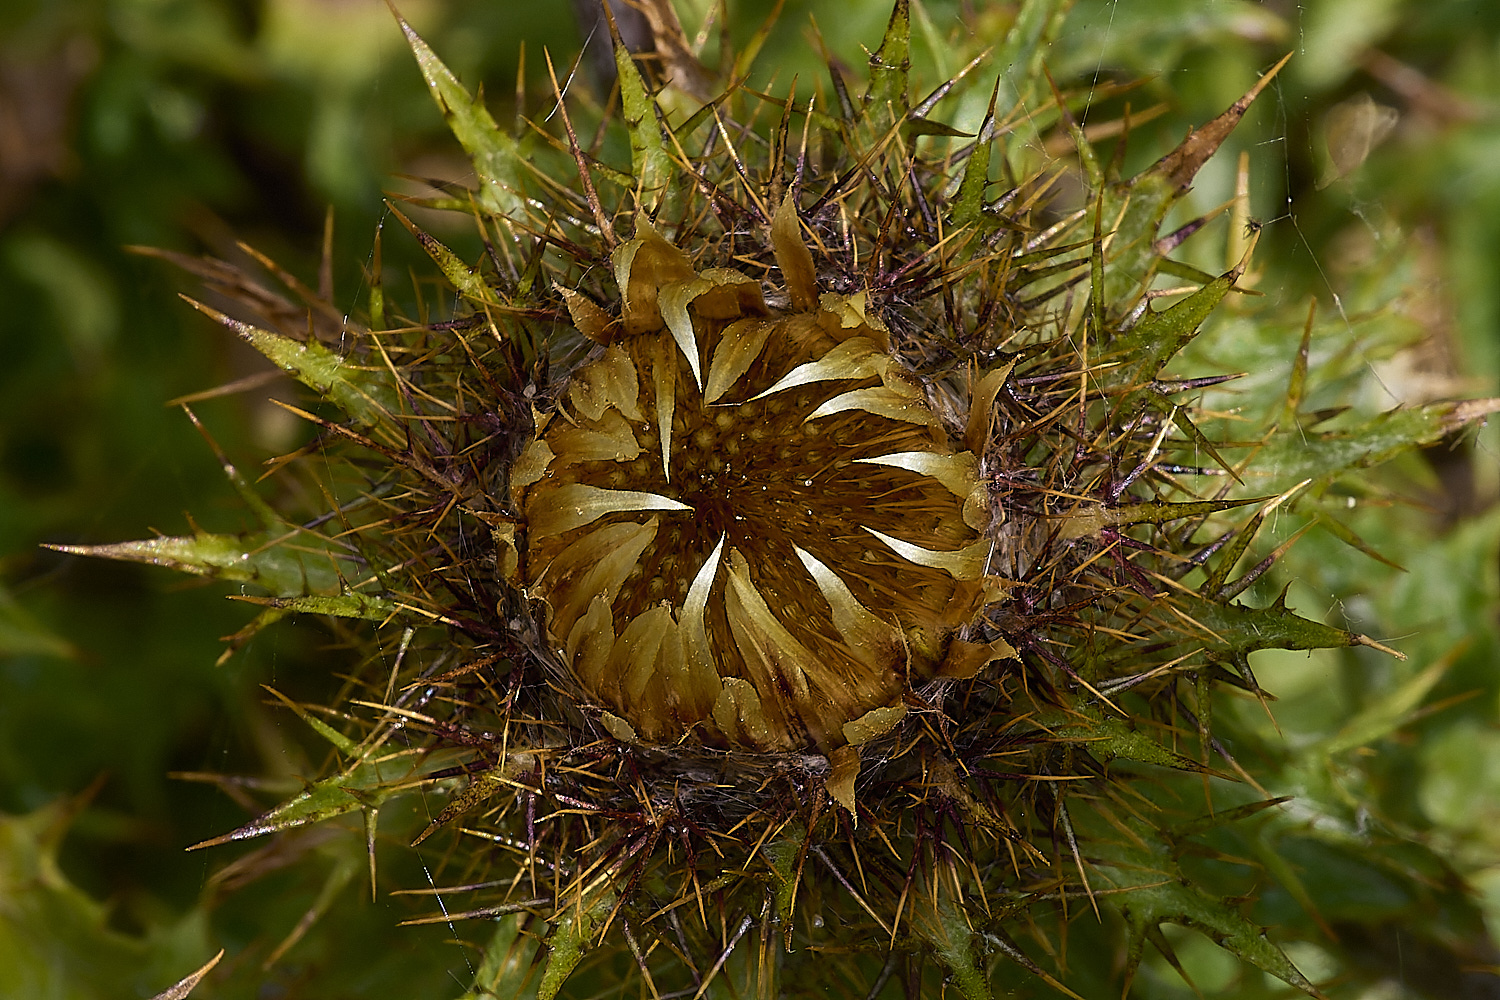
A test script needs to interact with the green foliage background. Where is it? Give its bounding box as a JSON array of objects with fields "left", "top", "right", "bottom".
[{"left": 1, "top": 0, "right": 1497, "bottom": 996}]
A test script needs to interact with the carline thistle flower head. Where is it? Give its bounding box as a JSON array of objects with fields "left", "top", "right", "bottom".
[
  {"left": 60, "top": 2, "right": 1500, "bottom": 997},
  {"left": 518, "top": 205, "right": 1010, "bottom": 764}
]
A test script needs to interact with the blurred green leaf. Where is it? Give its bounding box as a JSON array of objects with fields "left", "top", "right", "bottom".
[
  {"left": 0, "top": 798, "right": 215, "bottom": 1000},
  {"left": 0, "top": 583, "right": 73, "bottom": 658}
]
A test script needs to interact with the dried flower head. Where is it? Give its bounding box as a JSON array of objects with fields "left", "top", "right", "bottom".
[
  {"left": 57, "top": 2, "right": 1500, "bottom": 998},
  {"left": 519, "top": 208, "right": 1009, "bottom": 757}
]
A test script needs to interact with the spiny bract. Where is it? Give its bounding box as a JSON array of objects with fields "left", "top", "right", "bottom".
[{"left": 62, "top": 2, "right": 1500, "bottom": 998}]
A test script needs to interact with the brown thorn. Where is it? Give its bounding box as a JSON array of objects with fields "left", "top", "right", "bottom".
[
  {"left": 794, "top": 92, "right": 814, "bottom": 192},
  {"left": 266, "top": 399, "right": 453, "bottom": 491},
  {"left": 812, "top": 846, "right": 893, "bottom": 937},
  {"left": 165, "top": 369, "right": 282, "bottom": 407},
  {"left": 1353, "top": 633, "right": 1407, "bottom": 660},
  {"left": 710, "top": 107, "right": 768, "bottom": 222},
  {"left": 1153, "top": 52, "right": 1292, "bottom": 192},
  {"left": 543, "top": 47, "right": 617, "bottom": 247},
  {"left": 690, "top": 914, "right": 753, "bottom": 1000},
  {"left": 234, "top": 240, "right": 349, "bottom": 332},
  {"left": 318, "top": 206, "right": 335, "bottom": 303}
]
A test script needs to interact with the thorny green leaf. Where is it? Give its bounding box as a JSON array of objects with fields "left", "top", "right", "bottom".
[
  {"left": 613, "top": 34, "right": 672, "bottom": 202},
  {"left": 1048, "top": 711, "right": 1213, "bottom": 773},
  {"left": 1104, "top": 271, "right": 1237, "bottom": 391},
  {"left": 1172, "top": 588, "right": 1381, "bottom": 661},
  {"left": 397, "top": 11, "right": 527, "bottom": 223},
  {"left": 187, "top": 299, "right": 402, "bottom": 436},
  {"left": 1108, "top": 856, "right": 1322, "bottom": 997},
  {"left": 0, "top": 799, "right": 215, "bottom": 1000},
  {"left": 1059, "top": 496, "right": 1262, "bottom": 539},
  {"left": 189, "top": 748, "right": 432, "bottom": 849},
  {"left": 235, "top": 592, "right": 407, "bottom": 624},
  {"left": 1100, "top": 54, "right": 1290, "bottom": 306},
  {"left": 263, "top": 684, "right": 359, "bottom": 756},
  {"left": 461, "top": 916, "right": 542, "bottom": 1000},
  {"left": 389, "top": 203, "right": 496, "bottom": 304},
  {"left": 1250, "top": 398, "right": 1500, "bottom": 495},
  {"left": 951, "top": 83, "right": 1000, "bottom": 233},
  {"left": 46, "top": 531, "right": 348, "bottom": 599},
  {"left": 864, "top": 0, "right": 911, "bottom": 127},
  {"left": 765, "top": 831, "right": 805, "bottom": 926},
  {"left": 908, "top": 872, "right": 993, "bottom": 1000},
  {"left": 538, "top": 888, "right": 616, "bottom": 1000},
  {"left": 1076, "top": 801, "right": 1324, "bottom": 997}
]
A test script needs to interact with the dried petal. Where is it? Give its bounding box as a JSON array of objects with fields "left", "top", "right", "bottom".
[
  {"left": 550, "top": 409, "right": 642, "bottom": 465},
  {"left": 705, "top": 318, "right": 777, "bottom": 403},
  {"left": 752, "top": 337, "right": 886, "bottom": 400},
  {"left": 865, "top": 528, "right": 991, "bottom": 580},
  {"left": 528, "top": 484, "right": 689, "bottom": 538},
  {"left": 792, "top": 544, "right": 900, "bottom": 666},
  {"left": 568, "top": 345, "right": 643, "bottom": 422}
]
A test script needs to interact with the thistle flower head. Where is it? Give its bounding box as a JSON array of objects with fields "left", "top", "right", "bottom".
[{"left": 521, "top": 207, "right": 1006, "bottom": 754}]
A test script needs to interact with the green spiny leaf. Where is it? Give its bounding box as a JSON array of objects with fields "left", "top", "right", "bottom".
[
  {"left": 397, "top": 11, "right": 528, "bottom": 224},
  {"left": 1050, "top": 711, "right": 1214, "bottom": 773},
  {"left": 1060, "top": 496, "right": 1263, "bottom": 540},
  {"left": 864, "top": 0, "right": 911, "bottom": 126},
  {"left": 46, "top": 532, "right": 347, "bottom": 598},
  {"left": 231, "top": 592, "right": 406, "bottom": 623},
  {"left": 462, "top": 916, "right": 541, "bottom": 1000},
  {"left": 1105, "top": 271, "right": 1237, "bottom": 387},
  {"left": 263, "top": 685, "right": 359, "bottom": 755},
  {"left": 389, "top": 203, "right": 496, "bottom": 304},
  {"left": 1170, "top": 588, "right": 1385, "bottom": 661},
  {"left": 951, "top": 83, "right": 999, "bottom": 231},
  {"left": 612, "top": 33, "right": 671, "bottom": 202},
  {"left": 1104, "top": 55, "right": 1289, "bottom": 302},
  {"left": 1088, "top": 804, "right": 1323, "bottom": 997},
  {"left": 537, "top": 887, "right": 615, "bottom": 1000},
  {"left": 907, "top": 871, "right": 993, "bottom": 1000},
  {"left": 0, "top": 800, "right": 216, "bottom": 1000},
  {"left": 188, "top": 749, "right": 430, "bottom": 849},
  {"left": 1249, "top": 398, "right": 1500, "bottom": 494},
  {"left": 1171, "top": 405, "right": 1245, "bottom": 484},
  {"left": 765, "top": 832, "right": 804, "bottom": 925},
  {"left": 1119, "top": 876, "right": 1322, "bottom": 997},
  {"left": 411, "top": 767, "right": 512, "bottom": 846},
  {"left": 186, "top": 298, "right": 401, "bottom": 435}
]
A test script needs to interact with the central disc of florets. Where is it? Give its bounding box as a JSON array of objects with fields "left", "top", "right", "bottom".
[{"left": 511, "top": 212, "right": 1006, "bottom": 754}]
